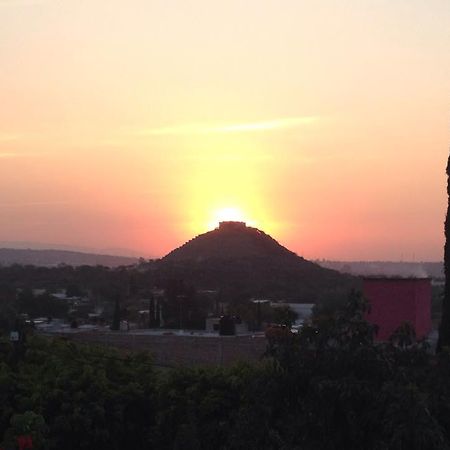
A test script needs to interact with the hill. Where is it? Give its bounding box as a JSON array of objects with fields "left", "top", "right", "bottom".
[
  {"left": 0, "top": 248, "right": 138, "bottom": 267},
  {"left": 159, "top": 221, "right": 357, "bottom": 302}
]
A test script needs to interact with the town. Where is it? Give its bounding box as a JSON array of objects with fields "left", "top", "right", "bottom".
[{"left": 0, "top": 221, "right": 443, "bottom": 368}]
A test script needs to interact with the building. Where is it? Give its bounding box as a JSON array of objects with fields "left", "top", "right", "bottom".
[
  {"left": 363, "top": 277, "right": 432, "bottom": 341},
  {"left": 219, "top": 221, "right": 247, "bottom": 231}
]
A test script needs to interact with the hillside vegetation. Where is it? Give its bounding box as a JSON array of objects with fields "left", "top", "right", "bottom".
[{"left": 160, "top": 223, "right": 357, "bottom": 302}]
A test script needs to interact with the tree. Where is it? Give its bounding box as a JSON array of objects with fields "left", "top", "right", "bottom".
[
  {"left": 65, "top": 283, "right": 83, "bottom": 298},
  {"left": 2, "top": 411, "right": 47, "bottom": 449},
  {"left": 390, "top": 321, "right": 417, "bottom": 348},
  {"left": 272, "top": 305, "right": 298, "bottom": 328},
  {"left": 17, "top": 289, "right": 68, "bottom": 320},
  {"left": 155, "top": 300, "right": 161, "bottom": 327},
  {"left": 148, "top": 295, "right": 155, "bottom": 328},
  {"left": 110, "top": 296, "right": 121, "bottom": 331},
  {"left": 438, "top": 153, "right": 450, "bottom": 351},
  {"left": 0, "top": 283, "right": 17, "bottom": 332}
]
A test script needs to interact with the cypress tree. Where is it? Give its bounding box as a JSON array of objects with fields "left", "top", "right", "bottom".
[
  {"left": 437, "top": 153, "right": 450, "bottom": 351},
  {"left": 149, "top": 295, "right": 155, "bottom": 328},
  {"left": 110, "top": 296, "right": 121, "bottom": 331},
  {"left": 155, "top": 300, "right": 161, "bottom": 327}
]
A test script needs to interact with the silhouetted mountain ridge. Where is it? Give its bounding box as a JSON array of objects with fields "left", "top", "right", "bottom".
[
  {"left": 160, "top": 222, "right": 357, "bottom": 302},
  {"left": 0, "top": 248, "right": 138, "bottom": 267},
  {"left": 164, "top": 223, "right": 301, "bottom": 262}
]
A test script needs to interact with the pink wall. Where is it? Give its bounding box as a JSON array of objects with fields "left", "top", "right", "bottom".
[{"left": 363, "top": 278, "right": 432, "bottom": 341}]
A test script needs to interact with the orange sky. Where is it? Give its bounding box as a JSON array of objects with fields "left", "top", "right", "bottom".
[{"left": 0, "top": 0, "right": 449, "bottom": 260}]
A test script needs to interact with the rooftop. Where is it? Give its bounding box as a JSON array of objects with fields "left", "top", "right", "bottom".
[{"left": 362, "top": 276, "right": 431, "bottom": 281}]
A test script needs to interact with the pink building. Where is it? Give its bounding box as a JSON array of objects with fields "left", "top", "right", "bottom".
[{"left": 363, "top": 278, "right": 432, "bottom": 341}]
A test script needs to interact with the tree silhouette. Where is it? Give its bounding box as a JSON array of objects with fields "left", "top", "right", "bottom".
[
  {"left": 148, "top": 295, "right": 155, "bottom": 328},
  {"left": 438, "top": 153, "right": 450, "bottom": 351},
  {"left": 110, "top": 296, "right": 121, "bottom": 331},
  {"left": 155, "top": 300, "right": 161, "bottom": 327}
]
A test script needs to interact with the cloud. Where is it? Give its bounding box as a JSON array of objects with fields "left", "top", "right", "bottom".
[
  {"left": 0, "top": 150, "right": 49, "bottom": 159},
  {"left": 0, "top": 133, "right": 21, "bottom": 142},
  {"left": 138, "top": 116, "right": 317, "bottom": 136}
]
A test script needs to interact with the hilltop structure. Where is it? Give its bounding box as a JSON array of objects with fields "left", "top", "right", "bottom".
[{"left": 219, "top": 221, "right": 247, "bottom": 230}]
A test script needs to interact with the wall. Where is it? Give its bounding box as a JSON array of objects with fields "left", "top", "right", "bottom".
[
  {"left": 363, "top": 278, "right": 432, "bottom": 341},
  {"left": 46, "top": 331, "right": 267, "bottom": 367}
]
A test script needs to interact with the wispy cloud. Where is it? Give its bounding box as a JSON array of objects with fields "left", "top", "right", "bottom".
[
  {"left": 0, "top": 152, "right": 20, "bottom": 159},
  {"left": 138, "top": 116, "right": 317, "bottom": 137},
  {"left": 0, "top": 149, "right": 49, "bottom": 159},
  {"left": 0, "top": 133, "right": 21, "bottom": 142}
]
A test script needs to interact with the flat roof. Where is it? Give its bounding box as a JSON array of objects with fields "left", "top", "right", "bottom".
[{"left": 362, "top": 276, "right": 431, "bottom": 281}]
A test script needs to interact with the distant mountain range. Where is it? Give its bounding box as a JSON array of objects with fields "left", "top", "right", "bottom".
[
  {"left": 0, "top": 241, "right": 147, "bottom": 258},
  {"left": 0, "top": 248, "right": 138, "bottom": 267},
  {"left": 317, "top": 260, "right": 443, "bottom": 280}
]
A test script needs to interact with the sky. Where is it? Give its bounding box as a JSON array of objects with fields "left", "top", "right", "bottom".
[{"left": 0, "top": 0, "right": 449, "bottom": 260}]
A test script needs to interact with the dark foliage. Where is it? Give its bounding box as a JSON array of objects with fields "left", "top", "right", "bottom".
[
  {"left": 1, "top": 294, "right": 450, "bottom": 449},
  {"left": 162, "top": 279, "right": 207, "bottom": 329},
  {"left": 110, "top": 297, "right": 121, "bottom": 331},
  {"left": 438, "top": 153, "right": 450, "bottom": 350},
  {"left": 17, "top": 289, "right": 69, "bottom": 319}
]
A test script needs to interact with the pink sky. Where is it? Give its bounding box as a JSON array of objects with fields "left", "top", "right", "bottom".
[{"left": 0, "top": 0, "right": 449, "bottom": 260}]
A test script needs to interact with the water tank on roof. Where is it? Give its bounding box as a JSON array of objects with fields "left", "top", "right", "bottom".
[{"left": 219, "top": 315, "right": 236, "bottom": 335}]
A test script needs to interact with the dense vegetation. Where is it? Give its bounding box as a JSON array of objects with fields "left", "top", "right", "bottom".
[
  {"left": 158, "top": 255, "right": 357, "bottom": 303},
  {"left": 1, "top": 295, "right": 449, "bottom": 450}
]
